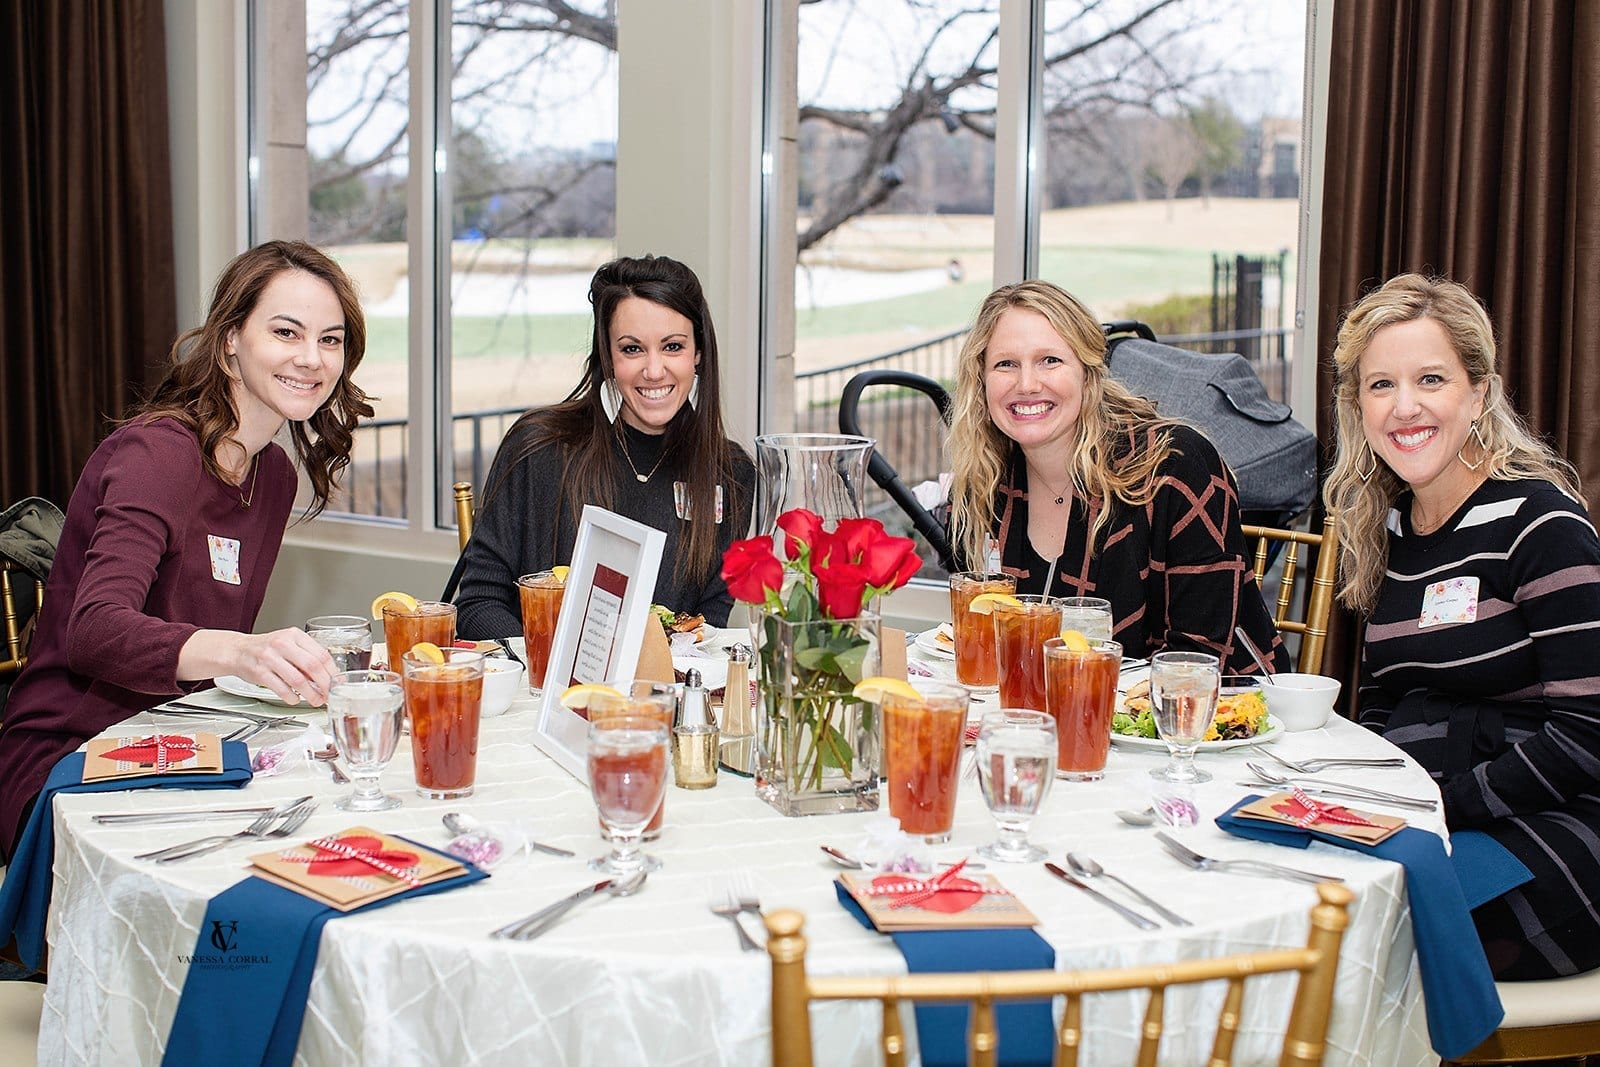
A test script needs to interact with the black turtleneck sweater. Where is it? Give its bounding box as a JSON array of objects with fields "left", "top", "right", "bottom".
[{"left": 453, "top": 420, "right": 754, "bottom": 638}]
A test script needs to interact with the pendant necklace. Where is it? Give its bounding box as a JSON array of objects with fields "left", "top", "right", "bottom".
[
  {"left": 1029, "top": 467, "right": 1071, "bottom": 506},
  {"left": 617, "top": 429, "right": 669, "bottom": 484},
  {"left": 237, "top": 454, "right": 260, "bottom": 510}
]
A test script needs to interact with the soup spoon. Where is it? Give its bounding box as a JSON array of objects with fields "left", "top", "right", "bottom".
[{"left": 1064, "top": 852, "right": 1191, "bottom": 926}]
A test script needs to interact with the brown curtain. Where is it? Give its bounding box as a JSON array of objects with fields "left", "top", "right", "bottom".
[
  {"left": 1314, "top": 0, "right": 1600, "bottom": 710},
  {"left": 0, "top": 0, "right": 176, "bottom": 508}
]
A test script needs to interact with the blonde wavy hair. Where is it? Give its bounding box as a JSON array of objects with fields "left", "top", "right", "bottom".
[
  {"left": 948, "top": 280, "right": 1183, "bottom": 569},
  {"left": 1324, "top": 273, "right": 1581, "bottom": 613}
]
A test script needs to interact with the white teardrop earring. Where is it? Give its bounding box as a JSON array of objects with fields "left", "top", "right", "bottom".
[
  {"left": 600, "top": 379, "right": 623, "bottom": 423},
  {"left": 687, "top": 373, "right": 700, "bottom": 411}
]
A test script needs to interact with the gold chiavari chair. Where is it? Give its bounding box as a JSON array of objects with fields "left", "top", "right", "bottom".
[
  {"left": 1240, "top": 515, "right": 1339, "bottom": 675},
  {"left": 1, "top": 557, "right": 43, "bottom": 680},
  {"left": 766, "top": 883, "right": 1353, "bottom": 1067},
  {"left": 1446, "top": 968, "right": 1600, "bottom": 1065}
]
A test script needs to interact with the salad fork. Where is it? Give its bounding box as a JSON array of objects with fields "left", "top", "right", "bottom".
[
  {"left": 135, "top": 797, "right": 313, "bottom": 862},
  {"left": 154, "top": 803, "right": 316, "bottom": 864},
  {"left": 1154, "top": 831, "right": 1344, "bottom": 885},
  {"left": 1243, "top": 762, "right": 1437, "bottom": 810},
  {"left": 731, "top": 872, "right": 765, "bottom": 944},
  {"left": 1252, "top": 745, "right": 1406, "bottom": 775},
  {"left": 707, "top": 882, "right": 760, "bottom": 952}
]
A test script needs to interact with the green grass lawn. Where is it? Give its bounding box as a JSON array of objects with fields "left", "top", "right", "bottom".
[{"left": 361, "top": 243, "right": 1273, "bottom": 362}]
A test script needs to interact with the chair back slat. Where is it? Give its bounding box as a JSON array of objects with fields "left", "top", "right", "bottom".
[
  {"left": 769, "top": 884, "right": 1354, "bottom": 1067},
  {"left": 1135, "top": 986, "right": 1164, "bottom": 1067},
  {"left": 1240, "top": 516, "right": 1339, "bottom": 675}
]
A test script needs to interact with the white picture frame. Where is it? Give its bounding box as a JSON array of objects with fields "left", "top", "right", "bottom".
[{"left": 532, "top": 506, "right": 666, "bottom": 781}]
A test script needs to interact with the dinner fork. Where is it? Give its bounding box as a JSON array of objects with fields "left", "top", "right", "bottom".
[
  {"left": 221, "top": 716, "right": 298, "bottom": 743},
  {"left": 134, "top": 797, "right": 313, "bottom": 862},
  {"left": 1251, "top": 745, "right": 1406, "bottom": 775},
  {"left": 707, "top": 882, "right": 760, "bottom": 952},
  {"left": 154, "top": 803, "right": 316, "bottom": 864},
  {"left": 732, "top": 872, "right": 765, "bottom": 946},
  {"left": 1242, "top": 763, "right": 1438, "bottom": 810},
  {"left": 1154, "top": 831, "right": 1344, "bottom": 885}
]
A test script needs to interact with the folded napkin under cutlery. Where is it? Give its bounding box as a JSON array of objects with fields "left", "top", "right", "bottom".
[
  {"left": 161, "top": 835, "right": 487, "bottom": 1067},
  {"left": 1216, "top": 794, "right": 1532, "bottom": 1060},
  {"left": 835, "top": 881, "right": 1055, "bottom": 1067},
  {"left": 0, "top": 744, "right": 252, "bottom": 970}
]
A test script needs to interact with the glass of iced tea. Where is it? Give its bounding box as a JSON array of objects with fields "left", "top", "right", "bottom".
[
  {"left": 992, "top": 594, "right": 1063, "bottom": 712},
  {"left": 1056, "top": 597, "right": 1113, "bottom": 644},
  {"left": 401, "top": 648, "right": 485, "bottom": 799},
  {"left": 882, "top": 682, "right": 969, "bottom": 843},
  {"left": 382, "top": 601, "right": 456, "bottom": 670},
  {"left": 1043, "top": 637, "right": 1122, "bottom": 781},
  {"left": 517, "top": 571, "right": 566, "bottom": 696},
  {"left": 307, "top": 615, "right": 374, "bottom": 674},
  {"left": 587, "top": 715, "right": 670, "bottom": 878},
  {"left": 949, "top": 571, "right": 1016, "bottom": 687}
]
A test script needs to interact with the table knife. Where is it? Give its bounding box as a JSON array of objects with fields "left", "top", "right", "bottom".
[
  {"left": 1044, "top": 862, "right": 1159, "bottom": 930},
  {"left": 492, "top": 879, "right": 614, "bottom": 940},
  {"left": 93, "top": 806, "right": 279, "bottom": 825}
]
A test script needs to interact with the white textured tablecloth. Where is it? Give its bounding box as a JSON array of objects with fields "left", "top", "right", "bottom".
[{"left": 33, "top": 648, "right": 1438, "bottom": 1066}]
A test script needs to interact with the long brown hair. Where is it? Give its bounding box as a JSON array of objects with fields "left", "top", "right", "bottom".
[
  {"left": 948, "top": 280, "right": 1182, "bottom": 569},
  {"left": 487, "top": 254, "right": 749, "bottom": 581},
  {"left": 1325, "top": 273, "right": 1581, "bottom": 612},
  {"left": 131, "top": 240, "right": 372, "bottom": 518}
]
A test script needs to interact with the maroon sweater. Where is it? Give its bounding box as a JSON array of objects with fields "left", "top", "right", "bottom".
[{"left": 0, "top": 419, "right": 294, "bottom": 857}]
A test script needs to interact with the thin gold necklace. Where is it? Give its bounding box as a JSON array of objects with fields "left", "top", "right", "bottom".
[
  {"left": 238, "top": 453, "right": 260, "bottom": 510},
  {"left": 1028, "top": 466, "right": 1071, "bottom": 506},
  {"left": 616, "top": 428, "right": 668, "bottom": 483},
  {"left": 1412, "top": 476, "right": 1482, "bottom": 535}
]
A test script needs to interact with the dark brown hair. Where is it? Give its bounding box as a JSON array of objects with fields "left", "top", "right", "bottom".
[
  {"left": 487, "top": 254, "right": 748, "bottom": 581},
  {"left": 131, "top": 240, "right": 372, "bottom": 518}
]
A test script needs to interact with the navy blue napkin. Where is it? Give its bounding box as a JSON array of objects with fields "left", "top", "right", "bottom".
[
  {"left": 0, "top": 744, "right": 252, "bottom": 970},
  {"left": 1447, "top": 829, "right": 1533, "bottom": 910},
  {"left": 1216, "top": 795, "right": 1504, "bottom": 1060},
  {"left": 835, "top": 881, "right": 1055, "bottom": 1067},
  {"left": 162, "top": 836, "right": 487, "bottom": 1067}
]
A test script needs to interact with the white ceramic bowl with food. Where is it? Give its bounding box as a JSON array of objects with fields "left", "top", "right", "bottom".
[
  {"left": 480, "top": 657, "right": 525, "bottom": 717},
  {"left": 1253, "top": 672, "right": 1341, "bottom": 731}
]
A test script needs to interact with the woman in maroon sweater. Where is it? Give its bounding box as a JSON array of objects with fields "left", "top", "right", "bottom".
[{"left": 0, "top": 240, "right": 373, "bottom": 860}]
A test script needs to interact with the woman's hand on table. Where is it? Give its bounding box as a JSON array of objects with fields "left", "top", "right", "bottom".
[{"left": 179, "top": 627, "right": 338, "bottom": 706}]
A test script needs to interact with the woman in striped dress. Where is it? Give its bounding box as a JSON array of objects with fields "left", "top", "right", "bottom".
[{"left": 1325, "top": 273, "right": 1600, "bottom": 980}]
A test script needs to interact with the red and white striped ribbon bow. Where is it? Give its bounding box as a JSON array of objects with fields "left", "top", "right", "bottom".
[{"left": 1276, "top": 788, "right": 1380, "bottom": 830}]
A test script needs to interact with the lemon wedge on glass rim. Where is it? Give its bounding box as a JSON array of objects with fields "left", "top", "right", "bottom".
[
  {"left": 370, "top": 590, "right": 419, "bottom": 619},
  {"left": 1057, "top": 629, "right": 1092, "bottom": 652},
  {"left": 408, "top": 641, "right": 447, "bottom": 664},
  {"left": 965, "top": 591, "right": 1023, "bottom": 615},
  {"left": 550, "top": 565, "right": 571, "bottom": 583},
  {"left": 851, "top": 677, "right": 923, "bottom": 704},
  {"left": 559, "top": 682, "right": 625, "bottom": 710}
]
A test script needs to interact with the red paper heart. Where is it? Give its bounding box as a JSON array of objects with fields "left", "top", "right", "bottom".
[
  {"left": 304, "top": 835, "right": 420, "bottom": 879},
  {"left": 868, "top": 874, "right": 985, "bottom": 913},
  {"left": 102, "top": 737, "right": 199, "bottom": 764}
]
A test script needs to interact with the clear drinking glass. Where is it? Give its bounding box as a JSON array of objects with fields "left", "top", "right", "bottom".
[
  {"left": 1149, "top": 651, "right": 1222, "bottom": 783},
  {"left": 307, "top": 615, "right": 375, "bottom": 673},
  {"left": 401, "top": 648, "right": 485, "bottom": 799},
  {"left": 1055, "top": 597, "right": 1113, "bottom": 643},
  {"left": 974, "top": 709, "right": 1057, "bottom": 862},
  {"left": 326, "top": 669, "right": 405, "bottom": 811},
  {"left": 587, "top": 715, "right": 670, "bottom": 878}
]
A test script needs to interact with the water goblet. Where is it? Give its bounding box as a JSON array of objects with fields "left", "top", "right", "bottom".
[
  {"left": 326, "top": 669, "right": 405, "bottom": 812},
  {"left": 1148, "top": 651, "right": 1222, "bottom": 784},
  {"left": 974, "top": 709, "right": 1057, "bottom": 863},
  {"left": 588, "top": 715, "right": 670, "bottom": 878},
  {"left": 307, "top": 615, "right": 375, "bottom": 673}
]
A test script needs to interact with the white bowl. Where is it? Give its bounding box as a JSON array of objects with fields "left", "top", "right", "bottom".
[
  {"left": 480, "top": 657, "right": 525, "bottom": 717},
  {"left": 1254, "top": 672, "right": 1341, "bottom": 731}
]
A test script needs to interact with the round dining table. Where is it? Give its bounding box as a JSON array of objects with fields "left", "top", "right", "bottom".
[{"left": 34, "top": 633, "right": 1440, "bottom": 1066}]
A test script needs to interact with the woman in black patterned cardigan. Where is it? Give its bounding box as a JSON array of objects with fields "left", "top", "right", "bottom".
[
  {"left": 1325, "top": 273, "right": 1600, "bottom": 980},
  {"left": 945, "top": 280, "right": 1287, "bottom": 678}
]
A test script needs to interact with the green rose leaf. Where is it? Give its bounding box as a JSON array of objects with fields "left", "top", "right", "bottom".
[{"left": 817, "top": 721, "right": 854, "bottom": 773}]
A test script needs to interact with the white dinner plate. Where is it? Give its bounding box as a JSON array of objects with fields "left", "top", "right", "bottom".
[
  {"left": 672, "top": 654, "right": 729, "bottom": 691},
  {"left": 212, "top": 675, "right": 295, "bottom": 706},
  {"left": 1110, "top": 714, "right": 1284, "bottom": 751},
  {"left": 913, "top": 623, "right": 956, "bottom": 660}
]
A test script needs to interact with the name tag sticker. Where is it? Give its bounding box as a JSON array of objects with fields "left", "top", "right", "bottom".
[
  {"left": 207, "top": 535, "right": 242, "bottom": 585},
  {"left": 1419, "top": 576, "right": 1478, "bottom": 628}
]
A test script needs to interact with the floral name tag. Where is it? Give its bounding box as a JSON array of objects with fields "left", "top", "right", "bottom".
[
  {"left": 207, "top": 535, "right": 242, "bottom": 585},
  {"left": 1419, "top": 576, "right": 1479, "bottom": 628}
]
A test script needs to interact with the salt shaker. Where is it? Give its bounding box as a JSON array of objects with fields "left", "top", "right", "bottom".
[{"left": 673, "top": 669, "right": 718, "bottom": 788}]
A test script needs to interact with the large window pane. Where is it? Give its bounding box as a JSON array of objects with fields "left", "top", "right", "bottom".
[
  {"left": 445, "top": 2, "right": 618, "bottom": 501},
  {"left": 1039, "top": 0, "right": 1306, "bottom": 401}
]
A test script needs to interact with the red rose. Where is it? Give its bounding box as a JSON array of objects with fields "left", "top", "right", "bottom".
[
  {"left": 812, "top": 557, "right": 869, "bottom": 619},
  {"left": 776, "top": 508, "right": 826, "bottom": 561},
  {"left": 828, "top": 518, "right": 921, "bottom": 591},
  {"left": 721, "top": 536, "right": 784, "bottom": 605}
]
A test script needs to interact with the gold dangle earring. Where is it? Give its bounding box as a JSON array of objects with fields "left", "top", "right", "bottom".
[
  {"left": 1355, "top": 443, "right": 1378, "bottom": 483},
  {"left": 1458, "top": 419, "right": 1488, "bottom": 471}
]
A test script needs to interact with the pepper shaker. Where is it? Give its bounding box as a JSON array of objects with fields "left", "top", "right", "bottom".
[
  {"left": 719, "top": 644, "right": 755, "bottom": 775},
  {"left": 673, "top": 668, "right": 718, "bottom": 788}
]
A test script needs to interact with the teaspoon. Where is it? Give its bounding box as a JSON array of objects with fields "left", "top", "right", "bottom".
[
  {"left": 1064, "top": 852, "right": 1191, "bottom": 926},
  {"left": 1114, "top": 808, "right": 1157, "bottom": 827},
  {"left": 820, "top": 845, "right": 985, "bottom": 871}
]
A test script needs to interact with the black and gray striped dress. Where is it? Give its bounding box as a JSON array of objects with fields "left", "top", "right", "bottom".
[{"left": 1358, "top": 477, "right": 1600, "bottom": 980}]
